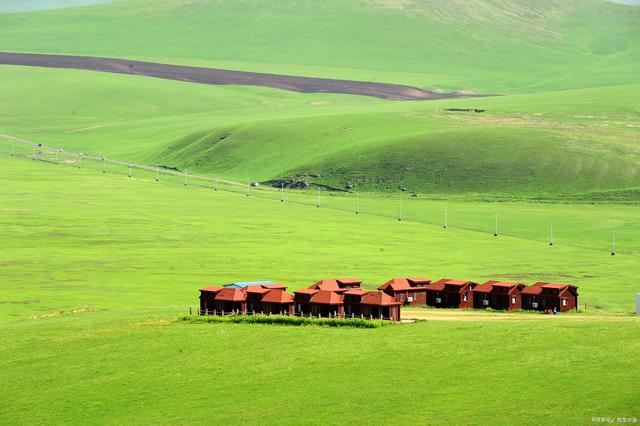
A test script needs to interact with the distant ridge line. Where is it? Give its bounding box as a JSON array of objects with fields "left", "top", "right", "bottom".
[{"left": 0, "top": 51, "right": 482, "bottom": 100}]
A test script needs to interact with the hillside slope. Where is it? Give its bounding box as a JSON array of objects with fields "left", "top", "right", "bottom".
[
  {"left": 0, "top": 0, "right": 638, "bottom": 197},
  {"left": 0, "top": 0, "right": 638, "bottom": 93},
  {"left": 1, "top": 66, "right": 638, "bottom": 197}
]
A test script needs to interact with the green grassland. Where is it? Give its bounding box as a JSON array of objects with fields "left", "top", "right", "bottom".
[
  {"left": 1, "top": 153, "right": 639, "bottom": 424},
  {"left": 1, "top": 0, "right": 639, "bottom": 93},
  {"left": 2, "top": 149, "right": 639, "bottom": 316},
  {"left": 1, "top": 1, "right": 639, "bottom": 423},
  {"left": 0, "top": 0, "right": 638, "bottom": 196},
  {"left": 1, "top": 66, "right": 639, "bottom": 197}
]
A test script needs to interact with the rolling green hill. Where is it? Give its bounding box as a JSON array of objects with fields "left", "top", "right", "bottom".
[
  {"left": 1, "top": 66, "right": 638, "bottom": 197},
  {"left": 0, "top": 0, "right": 639, "bottom": 93},
  {"left": 0, "top": 0, "right": 638, "bottom": 196}
]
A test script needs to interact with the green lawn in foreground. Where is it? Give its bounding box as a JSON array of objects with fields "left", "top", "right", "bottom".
[
  {"left": 0, "top": 309, "right": 638, "bottom": 425},
  {"left": 1, "top": 147, "right": 639, "bottom": 425}
]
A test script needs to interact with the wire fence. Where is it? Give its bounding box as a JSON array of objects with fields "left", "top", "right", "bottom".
[{"left": 3, "top": 135, "right": 637, "bottom": 257}]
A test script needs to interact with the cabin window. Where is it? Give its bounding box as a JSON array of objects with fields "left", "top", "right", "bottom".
[
  {"left": 511, "top": 296, "right": 517, "bottom": 304},
  {"left": 562, "top": 298, "right": 568, "bottom": 306},
  {"left": 463, "top": 294, "right": 468, "bottom": 302}
]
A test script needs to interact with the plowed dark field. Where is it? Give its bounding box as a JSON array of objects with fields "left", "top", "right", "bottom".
[{"left": 0, "top": 52, "right": 471, "bottom": 100}]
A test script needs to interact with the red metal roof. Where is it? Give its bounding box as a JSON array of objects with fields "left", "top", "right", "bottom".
[
  {"left": 408, "top": 277, "right": 431, "bottom": 285},
  {"left": 244, "top": 285, "right": 271, "bottom": 294},
  {"left": 200, "top": 286, "right": 224, "bottom": 293},
  {"left": 309, "top": 290, "right": 344, "bottom": 305},
  {"left": 336, "top": 278, "right": 362, "bottom": 285},
  {"left": 426, "top": 279, "right": 472, "bottom": 291},
  {"left": 309, "top": 278, "right": 362, "bottom": 291},
  {"left": 214, "top": 288, "right": 247, "bottom": 302},
  {"left": 474, "top": 281, "right": 523, "bottom": 293},
  {"left": 263, "top": 284, "right": 288, "bottom": 290},
  {"left": 378, "top": 277, "right": 430, "bottom": 292},
  {"left": 361, "top": 291, "right": 401, "bottom": 306},
  {"left": 293, "top": 288, "right": 319, "bottom": 295},
  {"left": 344, "top": 289, "right": 369, "bottom": 296},
  {"left": 261, "top": 289, "right": 294, "bottom": 304},
  {"left": 522, "top": 282, "right": 577, "bottom": 295},
  {"left": 309, "top": 280, "right": 342, "bottom": 291}
]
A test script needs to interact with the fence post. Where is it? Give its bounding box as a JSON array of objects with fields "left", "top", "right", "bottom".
[
  {"left": 189, "top": 306, "right": 192, "bottom": 315},
  {"left": 205, "top": 308, "right": 208, "bottom": 316}
]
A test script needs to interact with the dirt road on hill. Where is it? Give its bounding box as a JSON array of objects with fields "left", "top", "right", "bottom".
[{"left": 0, "top": 51, "right": 478, "bottom": 100}]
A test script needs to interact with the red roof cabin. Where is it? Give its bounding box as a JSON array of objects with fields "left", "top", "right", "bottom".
[
  {"left": 308, "top": 278, "right": 362, "bottom": 293},
  {"left": 425, "top": 279, "right": 477, "bottom": 309},
  {"left": 344, "top": 289, "right": 402, "bottom": 321},
  {"left": 472, "top": 281, "right": 526, "bottom": 311},
  {"left": 206, "top": 287, "right": 247, "bottom": 315},
  {"left": 199, "top": 286, "right": 224, "bottom": 314},
  {"left": 293, "top": 289, "right": 344, "bottom": 318},
  {"left": 522, "top": 282, "right": 579, "bottom": 312},
  {"left": 378, "top": 277, "right": 431, "bottom": 305},
  {"left": 245, "top": 284, "right": 294, "bottom": 316}
]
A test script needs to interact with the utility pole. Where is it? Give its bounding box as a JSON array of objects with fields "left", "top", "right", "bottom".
[
  {"left": 10, "top": 143, "right": 14, "bottom": 157},
  {"left": 128, "top": 164, "right": 132, "bottom": 178},
  {"left": 214, "top": 176, "right": 218, "bottom": 191},
  {"left": 355, "top": 192, "right": 360, "bottom": 215},
  {"left": 398, "top": 203, "right": 403, "bottom": 222},
  {"left": 494, "top": 214, "right": 499, "bottom": 237},
  {"left": 549, "top": 224, "right": 554, "bottom": 246},
  {"left": 184, "top": 170, "right": 187, "bottom": 187},
  {"left": 443, "top": 206, "right": 448, "bottom": 229},
  {"left": 78, "top": 156, "right": 82, "bottom": 169},
  {"left": 246, "top": 179, "right": 250, "bottom": 197},
  {"left": 102, "top": 157, "right": 106, "bottom": 174},
  {"left": 611, "top": 229, "right": 616, "bottom": 256},
  {"left": 316, "top": 188, "right": 320, "bottom": 208},
  {"left": 156, "top": 165, "right": 159, "bottom": 182},
  {"left": 280, "top": 182, "right": 284, "bottom": 202}
]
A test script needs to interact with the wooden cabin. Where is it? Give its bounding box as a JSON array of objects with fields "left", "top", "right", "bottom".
[
  {"left": 342, "top": 289, "right": 370, "bottom": 317},
  {"left": 199, "top": 286, "right": 224, "bottom": 314},
  {"left": 207, "top": 287, "right": 247, "bottom": 314},
  {"left": 308, "top": 278, "right": 362, "bottom": 293},
  {"left": 294, "top": 289, "right": 344, "bottom": 317},
  {"left": 424, "top": 279, "right": 477, "bottom": 309},
  {"left": 377, "top": 277, "right": 431, "bottom": 305},
  {"left": 343, "top": 290, "right": 401, "bottom": 321},
  {"left": 521, "top": 282, "right": 579, "bottom": 312},
  {"left": 472, "top": 281, "right": 525, "bottom": 311}
]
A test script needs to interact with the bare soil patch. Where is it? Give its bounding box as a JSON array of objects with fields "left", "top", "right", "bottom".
[{"left": 0, "top": 52, "right": 480, "bottom": 101}]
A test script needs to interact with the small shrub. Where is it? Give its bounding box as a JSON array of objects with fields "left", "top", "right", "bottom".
[{"left": 179, "top": 314, "right": 391, "bottom": 328}]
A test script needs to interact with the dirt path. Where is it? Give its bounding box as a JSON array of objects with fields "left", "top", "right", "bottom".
[
  {"left": 402, "top": 309, "right": 634, "bottom": 322},
  {"left": 0, "top": 51, "right": 481, "bottom": 100}
]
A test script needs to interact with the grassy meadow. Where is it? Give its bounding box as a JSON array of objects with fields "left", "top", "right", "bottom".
[
  {"left": 1, "top": 0, "right": 639, "bottom": 423},
  {"left": 1, "top": 152, "right": 639, "bottom": 424},
  {"left": 1, "top": 66, "right": 639, "bottom": 197}
]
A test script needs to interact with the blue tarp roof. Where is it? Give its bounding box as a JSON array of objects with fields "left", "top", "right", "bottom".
[{"left": 223, "top": 281, "right": 273, "bottom": 289}]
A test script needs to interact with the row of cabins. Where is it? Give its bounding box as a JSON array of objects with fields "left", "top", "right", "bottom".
[
  {"left": 199, "top": 278, "right": 579, "bottom": 322},
  {"left": 200, "top": 279, "right": 402, "bottom": 321},
  {"left": 378, "top": 278, "right": 579, "bottom": 312}
]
